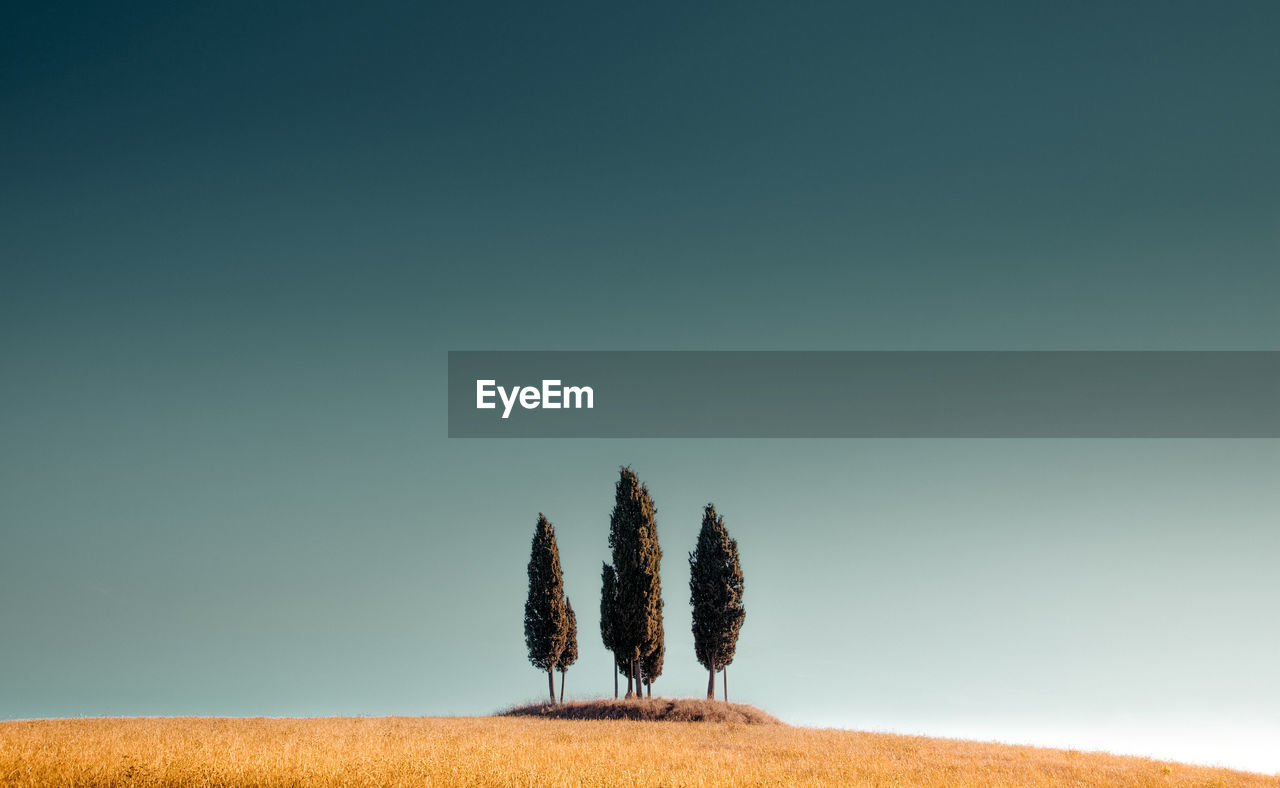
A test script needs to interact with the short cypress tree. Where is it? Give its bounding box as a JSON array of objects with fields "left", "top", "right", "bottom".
[
  {"left": 606, "top": 467, "right": 663, "bottom": 697},
  {"left": 689, "top": 503, "right": 745, "bottom": 700},
  {"left": 556, "top": 597, "right": 578, "bottom": 702},
  {"left": 641, "top": 641, "right": 664, "bottom": 698},
  {"left": 524, "top": 513, "right": 570, "bottom": 703},
  {"left": 599, "top": 563, "right": 622, "bottom": 698}
]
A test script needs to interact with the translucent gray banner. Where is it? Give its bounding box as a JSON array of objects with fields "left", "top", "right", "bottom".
[{"left": 447, "top": 351, "right": 1279, "bottom": 437}]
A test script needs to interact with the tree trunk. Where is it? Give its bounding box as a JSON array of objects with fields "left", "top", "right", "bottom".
[
  {"left": 559, "top": 670, "right": 565, "bottom": 703},
  {"left": 625, "top": 660, "right": 634, "bottom": 696},
  {"left": 646, "top": 680, "right": 651, "bottom": 698},
  {"left": 706, "top": 662, "right": 716, "bottom": 699},
  {"left": 613, "top": 662, "right": 618, "bottom": 698},
  {"left": 723, "top": 665, "right": 728, "bottom": 703},
  {"left": 547, "top": 668, "right": 556, "bottom": 704},
  {"left": 634, "top": 659, "right": 642, "bottom": 698}
]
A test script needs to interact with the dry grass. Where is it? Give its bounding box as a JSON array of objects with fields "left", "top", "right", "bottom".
[
  {"left": 501, "top": 697, "right": 782, "bottom": 724},
  {"left": 2, "top": 714, "right": 1276, "bottom": 787}
]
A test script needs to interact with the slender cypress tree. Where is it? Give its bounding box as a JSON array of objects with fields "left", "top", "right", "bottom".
[
  {"left": 524, "top": 513, "right": 569, "bottom": 703},
  {"left": 641, "top": 642, "right": 664, "bottom": 698},
  {"left": 689, "top": 503, "right": 745, "bottom": 700},
  {"left": 599, "top": 563, "right": 622, "bottom": 698},
  {"left": 606, "top": 467, "right": 663, "bottom": 697},
  {"left": 556, "top": 597, "right": 578, "bottom": 702}
]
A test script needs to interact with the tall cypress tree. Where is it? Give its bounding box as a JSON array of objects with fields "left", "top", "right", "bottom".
[
  {"left": 689, "top": 503, "right": 745, "bottom": 700},
  {"left": 556, "top": 597, "right": 578, "bottom": 702},
  {"left": 524, "top": 513, "right": 569, "bottom": 703},
  {"left": 606, "top": 467, "right": 663, "bottom": 698}
]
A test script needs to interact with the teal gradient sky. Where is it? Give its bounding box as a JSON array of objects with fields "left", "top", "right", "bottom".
[{"left": 2, "top": 1, "right": 1278, "bottom": 773}]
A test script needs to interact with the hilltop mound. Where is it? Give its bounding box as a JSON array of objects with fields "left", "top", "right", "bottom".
[{"left": 499, "top": 697, "right": 783, "bottom": 724}]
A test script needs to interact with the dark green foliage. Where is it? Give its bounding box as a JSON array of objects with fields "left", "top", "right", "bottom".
[
  {"left": 600, "top": 562, "right": 630, "bottom": 695},
  {"left": 641, "top": 641, "right": 664, "bottom": 697},
  {"left": 599, "top": 563, "right": 619, "bottom": 659},
  {"left": 689, "top": 503, "right": 745, "bottom": 698},
  {"left": 557, "top": 597, "right": 578, "bottom": 674},
  {"left": 525, "top": 514, "right": 569, "bottom": 701},
  {"left": 557, "top": 597, "right": 578, "bottom": 702},
  {"left": 605, "top": 467, "right": 664, "bottom": 694}
]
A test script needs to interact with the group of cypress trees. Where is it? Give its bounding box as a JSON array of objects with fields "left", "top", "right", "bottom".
[
  {"left": 601, "top": 467, "right": 665, "bottom": 698},
  {"left": 524, "top": 467, "right": 745, "bottom": 704}
]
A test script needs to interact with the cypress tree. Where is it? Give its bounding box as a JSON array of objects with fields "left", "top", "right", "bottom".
[
  {"left": 606, "top": 467, "right": 663, "bottom": 698},
  {"left": 689, "top": 503, "right": 745, "bottom": 701},
  {"left": 524, "top": 513, "right": 570, "bottom": 703},
  {"left": 556, "top": 597, "right": 578, "bottom": 702},
  {"left": 599, "top": 563, "right": 622, "bottom": 698},
  {"left": 641, "top": 642, "right": 664, "bottom": 698}
]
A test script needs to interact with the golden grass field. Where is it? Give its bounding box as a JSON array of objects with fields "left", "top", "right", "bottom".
[{"left": 3, "top": 712, "right": 1277, "bottom": 787}]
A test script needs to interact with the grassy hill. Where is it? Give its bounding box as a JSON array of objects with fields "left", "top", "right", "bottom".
[{"left": 2, "top": 713, "right": 1276, "bottom": 787}]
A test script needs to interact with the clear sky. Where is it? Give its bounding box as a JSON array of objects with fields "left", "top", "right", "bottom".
[{"left": 2, "top": 1, "right": 1278, "bottom": 774}]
